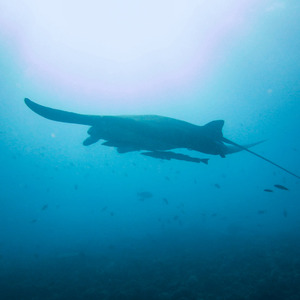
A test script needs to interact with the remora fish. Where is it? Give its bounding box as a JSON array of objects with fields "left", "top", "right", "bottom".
[{"left": 141, "top": 151, "right": 209, "bottom": 164}]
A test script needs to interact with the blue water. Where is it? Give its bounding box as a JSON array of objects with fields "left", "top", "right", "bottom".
[{"left": 1, "top": 2, "right": 300, "bottom": 299}]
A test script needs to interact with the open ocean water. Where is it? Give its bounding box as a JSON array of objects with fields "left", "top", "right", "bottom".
[{"left": 0, "top": 1, "right": 300, "bottom": 299}]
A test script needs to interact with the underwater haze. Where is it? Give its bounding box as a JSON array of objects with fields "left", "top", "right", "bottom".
[{"left": 1, "top": 1, "right": 300, "bottom": 299}]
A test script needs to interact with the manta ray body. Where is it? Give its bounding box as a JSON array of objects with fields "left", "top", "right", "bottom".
[{"left": 24, "top": 98, "right": 299, "bottom": 179}]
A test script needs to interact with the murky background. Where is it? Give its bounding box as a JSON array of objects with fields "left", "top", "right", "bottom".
[{"left": 1, "top": 1, "right": 300, "bottom": 299}]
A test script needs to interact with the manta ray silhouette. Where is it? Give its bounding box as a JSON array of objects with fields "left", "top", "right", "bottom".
[{"left": 24, "top": 98, "right": 299, "bottom": 179}]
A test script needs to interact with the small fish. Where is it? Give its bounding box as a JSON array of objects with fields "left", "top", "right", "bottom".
[
  {"left": 163, "top": 198, "right": 168, "bottom": 205},
  {"left": 264, "top": 189, "right": 273, "bottom": 193},
  {"left": 283, "top": 209, "right": 288, "bottom": 218},
  {"left": 214, "top": 184, "right": 221, "bottom": 189},
  {"left": 258, "top": 210, "right": 267, "bottom": 215},
  {"left": 137, "top": 191, "right": 153, "bottom": 201},
  {"left": 274, "top": 184, "right": 289, "bottom": 191},
  {"left": 41, "top": 204, "right": 48, "bottom": 211}
]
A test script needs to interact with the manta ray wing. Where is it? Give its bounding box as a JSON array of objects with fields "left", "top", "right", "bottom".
[{"left": 25, "top": 98, "right": 100, "bottom": 125}]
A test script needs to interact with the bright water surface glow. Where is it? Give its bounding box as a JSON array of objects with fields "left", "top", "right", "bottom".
[{"left": 1, "top": 0, "right": 261, "bottom": 108}]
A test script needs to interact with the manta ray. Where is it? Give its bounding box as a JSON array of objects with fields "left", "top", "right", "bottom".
[{"left": 24, "top": 98, "right": 299, "bottom": 179}]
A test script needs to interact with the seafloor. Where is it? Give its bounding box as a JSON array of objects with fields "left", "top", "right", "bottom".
[{"left": 1, "top": 233, "right": 300, "bottom": 300}]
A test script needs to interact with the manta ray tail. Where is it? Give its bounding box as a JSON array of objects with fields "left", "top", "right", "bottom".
[
  {"left": 223, "top": 137, "right": 300, "bottom": 179},
  {"left": 24, "top": 98, "right": 99, "bottom": 126}
]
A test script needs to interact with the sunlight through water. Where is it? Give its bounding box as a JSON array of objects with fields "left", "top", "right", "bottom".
[{"left": 0, "top": 0, "right": 259, "bottom": 105}]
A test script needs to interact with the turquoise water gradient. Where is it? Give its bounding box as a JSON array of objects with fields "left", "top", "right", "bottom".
[{"left": 0, "top": 1, "right": 300, "bottom": 299}]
